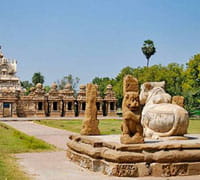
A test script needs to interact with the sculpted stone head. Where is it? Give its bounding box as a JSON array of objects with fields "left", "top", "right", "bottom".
[
  {"left": 139, "top": 81, "right": 166, "bottom": 105},
  {"left": 124, "top": 92, "right": 140, "bottom": 111}
]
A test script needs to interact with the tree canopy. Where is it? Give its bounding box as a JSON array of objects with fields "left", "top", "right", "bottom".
[
  {"left": 57, "top": 74, "right": 80, "bottom": 94},
  {"left": 92, "top": 77, "right": 113, "bottom": 97},
  {"left": 32, "top": 72, "right": 44, "bottom": 85},
  {"left": 141, "top": 40, "right": 156, "bottom": 67},
  {"left": 91, "top": 54, "right": 200, "bottom": 112}
]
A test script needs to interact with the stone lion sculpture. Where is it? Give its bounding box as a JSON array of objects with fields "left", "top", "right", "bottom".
[
  {"left": 139, "top": 81, "right": 189, "bottom": 139},
  {"left": 120, "top": 75, "right": 144, "bottom": 144}
]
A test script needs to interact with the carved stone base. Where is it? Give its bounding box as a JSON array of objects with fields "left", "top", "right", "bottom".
[
  {"left": 67, "top": 134, "right": 200, "bottom": 177},
  {"left": 97, "top": 111, "right": 103, "bottom": 116},
  {"left": 107, "top": 111, "right": 117, "bottom": 116},
  {"left": 49, "top": 111, "right": 61, "bottom": 117},
  {"left": 35, "top": 112, "right": 46, "bottom": 117},
  {"left": 64, "top": 111, "right": 75, "bottom": 117},
  {"left": 78, "top": 111, "right": 85, "bottom": 117}
]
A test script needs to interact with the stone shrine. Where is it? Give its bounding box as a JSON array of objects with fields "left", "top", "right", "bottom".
[
  {"left": 0, "top": 47, "right": 22, "bottom": 117},
  {"left": 104, "top": 84, "right": 117, "bottom": 116},
  {"left": 67, "top": 77, "right": 200, "bottom": 178},
  {"left": 96, "top": 85, "right": 103, "bottom": 116},
  {"left": 0, "top": 47, "right": 21, "bottom": 91},
  {"left": 0, "top": 47, "right": 117, "bottom": 117},
  {"left": 77, "top": 85, "right": 86, "bottom": 116},
  {"left": 60, "top": 83, "right": 75, "bottom": 117},
  {"left": 47, "top": 83, "right": 62, "bottom": 117}
]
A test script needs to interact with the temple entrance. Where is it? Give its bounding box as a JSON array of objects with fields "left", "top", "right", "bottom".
[{"left": 3, "top": 102, "right": 12, "bottom": 117}]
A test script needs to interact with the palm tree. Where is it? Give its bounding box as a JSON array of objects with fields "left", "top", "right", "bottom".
[
  {"left": 141, "top": 40, "right": 156, "bottom": 67},
  {"left": 32, "top": 72, "right": 44, "bottom": 85}
]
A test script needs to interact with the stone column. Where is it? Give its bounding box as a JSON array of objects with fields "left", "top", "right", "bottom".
[
  {"left": 80, "top": 84, "right": 100, "bottom": 135},
  {"left": 107, "top": 102, "right": 110, "bottom": 113},
  {"left": 66, "top": 101, "right": 68, "bottom": 111}
]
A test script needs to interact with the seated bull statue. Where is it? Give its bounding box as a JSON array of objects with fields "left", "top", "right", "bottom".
[{"left": 139, "top": 81, "right": 189, "bottom": 139}]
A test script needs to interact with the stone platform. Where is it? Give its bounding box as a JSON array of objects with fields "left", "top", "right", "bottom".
[{"left": 67, "top": 134, "right": 200, "bottom": 177}]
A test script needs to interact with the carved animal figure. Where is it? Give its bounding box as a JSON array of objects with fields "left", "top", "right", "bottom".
[
  {"left": 121, "top": 91, "right": 144, "bottom": 144},
  {"left": 139, "top": 82, "right": 189, "bottom": 138}
]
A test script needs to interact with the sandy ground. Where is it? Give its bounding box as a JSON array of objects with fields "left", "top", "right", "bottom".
[{"left": 4, "top": 121, "right": 200, "bottom": 180}]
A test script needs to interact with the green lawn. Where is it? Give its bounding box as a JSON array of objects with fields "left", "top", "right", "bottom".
[
  {"left": 35, "top": 119, "right": 200, "bottom": 135},
  {"left": 0, "top": 122, "right": 56, "bottom": 180},
  {"left": 35, "top": 119, "right": 122, "bottom": 135},
  {"left": 188, "top": 119, "right": 200, "bottom": 134}
]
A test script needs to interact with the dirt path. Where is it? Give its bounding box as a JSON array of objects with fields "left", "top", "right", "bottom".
[
  {"left": 4, "top": 121, "right": 200, "bottom": 180},
  {"left": 5, "top": 121, "right": 73, "bottom": 149}
]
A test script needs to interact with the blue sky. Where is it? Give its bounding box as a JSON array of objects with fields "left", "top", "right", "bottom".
[{"left": 1, "top": 0, "right": 200, "bottom": 86}]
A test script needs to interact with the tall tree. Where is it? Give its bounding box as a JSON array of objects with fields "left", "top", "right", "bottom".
[
  {"left": 182, "top": 54, "right": 200, "bottom": 110},
  {"left": 57, "top": 74, "right": 80, "bottom": 94},
  {"left": 113, "top": 66, "right": 135, "bottom": 107},
  {"left": 32, "top": 72, "right": 44, "bottom": 85},
  {"left": 92, "top": 77, "right": 112, "bottom": 97},
  {"left": 21, "top": 80, "right": 33, "bottom": 95},
  {"left": 141, "top": 40, "right": 156, "bottom": 67},
  {"left": 21, "top": 80, "right": 33, "bottom": 89}
]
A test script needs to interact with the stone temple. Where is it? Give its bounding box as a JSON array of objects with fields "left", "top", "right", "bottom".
[
  {"left": 0, "top": 48, "right": 117, "bottom": 118},
  {"left": 0, "top": 47, "right": 21, "bottom": 91}
]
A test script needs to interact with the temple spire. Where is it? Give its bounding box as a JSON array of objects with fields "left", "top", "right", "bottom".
[{"left": 0, "top": 45, "right": 3, "bottom": 59}]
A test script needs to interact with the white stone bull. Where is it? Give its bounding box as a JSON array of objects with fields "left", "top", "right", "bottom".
[{"left": 139, "top": 81, "right": 189, "bottom": 139}]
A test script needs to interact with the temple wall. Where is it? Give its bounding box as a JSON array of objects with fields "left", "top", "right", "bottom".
[{"left": 0, "top": 93, "right": 117, "bottom": 118}]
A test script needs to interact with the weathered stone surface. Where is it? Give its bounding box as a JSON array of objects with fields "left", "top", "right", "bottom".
[
  {"left": 70, "top": 134, "right": 200, "bottom": 151},
  {"left": 68, "top": 135, "right": 200, "bottom": 163},
  {"left": 67, "top": 135, "right": 200, "bottom": 177},
  {"left": 68, "top": 137, "right": 200, "bottom": 164},
  {"left": 67, "top": 148, "right": 96, "bottom": 171},
  {"left": 123, "top": 75, "right": 138, "bottom": 95},
  {"left": 121, "top": 75, "right": 144, "bottom": 144},
  {"left": 187, "top": 162, "right": 200, "bottom": 175},
  {"left": 0, "top": 47, "right": 22, "bottom": 92},
  {"left": 47, "top": 83, "right": 62, "bottom": 117},
  {"left": 140, "top": 81, "right": 189, "bottom": 139},
  {"left": 172, "top": 96, "right": 185, "bottom": 107},
  {"left": 151, "top": 163, "right": 189, "bottom": 177},
  {"left": 80, "top": 84, "right": 100, "bottom": 135}
]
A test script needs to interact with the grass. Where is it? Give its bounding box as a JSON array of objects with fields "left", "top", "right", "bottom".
[
  {"left": 188, "top": 119, "right": 200, "bottom": 134},
  {"left": 35, "top": 118, "right": 200, "bottom": 135},
  {"left": 35, "top": 119, "right": 122, "bottom": 135},
  {"left": 0, "top": 122, "right": 56, "bottom": 180},
  {"left": 0, "top": 153, "right": 29, "bottom": 180}
]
